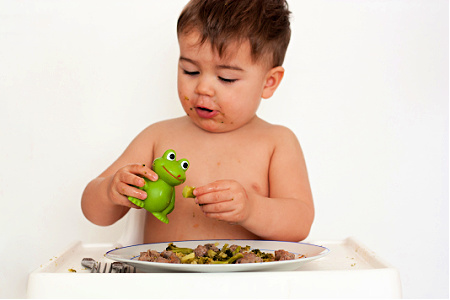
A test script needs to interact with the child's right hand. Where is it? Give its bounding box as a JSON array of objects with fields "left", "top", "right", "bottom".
[{"left": 107, "top": 163, "right": 158, "bottom": 208}]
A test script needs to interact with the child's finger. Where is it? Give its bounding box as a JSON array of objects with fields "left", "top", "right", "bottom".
[
  {"left": 117, "top": 181, "right": 147, "bottom": 200},
  {"left": 200, "top": 200, "right": 234, "bottom": 214},
  {"left": 119, "top": 172, "right": 145, "bottom": 187},
  {"left": 196, "top": 189, "right": 234, "bottom": 205},
  {"left": 128, "top": 164, "right": 158, "bottom": 181},
  {"left": 193, "top": 180, "right": 230, "bottom": 197},
  {"left": 143, "top": 169, "right": 158, "bottom": 181}
]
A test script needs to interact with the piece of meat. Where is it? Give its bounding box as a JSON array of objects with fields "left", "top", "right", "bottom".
[
  {"left": 194, "top": 245, "right": 208, "bottom": 257},
  {"left": 275, "top": 249, "right": 295, "bottom": 261},
  {"left": 160, "top": 250, "right": 181, "bottom": 263},
  {"left": 160, "top": 250, "right": 174, "bottom": 259},
  {"left": 236, "top": 252, "right": 263, "bottom": 264},
  {"left": 204, "top": 243, "right": 219, "bottom": 252},
  {"left": 139, "top": 250, "right": 160, "bottom": 261},
  {"left": 155, "top": 256, "right": 169, "bottom": 263},
  {"left": 139, "top": 249, "right": 181, "bottom": 263}
]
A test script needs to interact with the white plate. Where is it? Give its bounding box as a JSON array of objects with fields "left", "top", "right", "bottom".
[{"left": 105, "top": 239, "right": 330, "bottom": 272}]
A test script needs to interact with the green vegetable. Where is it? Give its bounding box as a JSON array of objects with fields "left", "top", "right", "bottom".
[
  {"left": 232, "top": 246, "right": 242, "bottom": 256},
  {"left": 166, "top": 243, "right": 194, "bottom": 254},
  {"left": 207, "top": 249, "right": 217, "bottom": 258},
  {"left": 180, "top": 252, "right": 195, "bottom": 263},
  {"left": 217, "top": 243, "right": 229, "bottom": 257},
  {"left": 211, "top": 253, "right": 244, "bottom": 264},
  {"left": 182, "top": 185, "right": 196, "bottom": 198},
  {"left": 252, "top": 249, "right": 275, "bottom": 262}
]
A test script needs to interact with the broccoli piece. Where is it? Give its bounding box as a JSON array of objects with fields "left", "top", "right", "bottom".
[
  {"left": 262, "top": 253, "right": 275, "bottom": 262},
  {"left": 180, "top": 252, "right": 195, "bottom": 264},
  {"left": 182, "top": 186, "right": 196, "bottom": 198},
  {"left": 197, "top": 257, "right": 213, "bottom": 264},
  {"left": 217, "top": 244, "right": 229, "bottom": 256},
  {"left": 252, "top": 248, "right": 275, "bottom": 261},
  {"left": 232, "top": 246, "right": 242, "bottom": 256},
  {"left": 211, "top": 253, "right": 244, "bottom": 264},
  {"left": 166, "top": 243, "right": 194, "bottom": 254},
  {"left": 207, "top": 249, "right": 217, "bottom": 258},
  {"left": 242, "top": 245, "right": 251, "bottom": 252},
  {"left": 211, "top": 244, "right": 230, "bottom": 261},
  {"left": 252, "top": 249, "right": 263, "bottom": 256}
]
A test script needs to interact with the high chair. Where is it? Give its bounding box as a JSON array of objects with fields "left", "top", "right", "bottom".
[
  {"left": 116, "top": 208, "right": 146, "bottom": 246},
  {"left": 28, "top": 208, "right": 402, "bottom": 298}
]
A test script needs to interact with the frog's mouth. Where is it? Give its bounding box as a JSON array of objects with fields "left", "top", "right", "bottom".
[{"left": 163, "top": 166, "right": 183, "bottom": 182}]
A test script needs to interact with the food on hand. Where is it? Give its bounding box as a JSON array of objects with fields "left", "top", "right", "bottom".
[{"left": 182, "top": 185, "right": 196, "bottom": 198}]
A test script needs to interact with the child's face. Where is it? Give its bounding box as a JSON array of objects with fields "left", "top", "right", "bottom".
[{"left": 177, "top": 30, "right": 273, "bottom": 133}]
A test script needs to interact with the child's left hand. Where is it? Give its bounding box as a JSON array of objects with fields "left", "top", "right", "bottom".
[{"left": 193, "top": 180, "right": 251, "bottom": 224}]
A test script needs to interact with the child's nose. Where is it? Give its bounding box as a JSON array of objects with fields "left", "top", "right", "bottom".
[{"left": 195, "top": 76, "right": 214, "bottom": 97}]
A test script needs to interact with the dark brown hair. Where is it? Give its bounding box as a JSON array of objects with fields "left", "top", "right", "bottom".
[{"left": 177, "top": 0, "right": 291, "bottom": 67}]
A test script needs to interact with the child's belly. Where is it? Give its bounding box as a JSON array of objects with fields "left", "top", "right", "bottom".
[{"left": 143, "top": 191, "right": 260, "bottom": 243}]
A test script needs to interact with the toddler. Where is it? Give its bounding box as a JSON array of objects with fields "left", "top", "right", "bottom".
[{"left": 82, "top": 0, "right": 314, "bottom": 243}]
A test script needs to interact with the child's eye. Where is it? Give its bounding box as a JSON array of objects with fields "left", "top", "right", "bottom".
[
  {"left": 183, "top": 70, "right": 199, "bottom": 76},
  {"left": 218, "top": 77, "right": 237, "bottom": 83}
]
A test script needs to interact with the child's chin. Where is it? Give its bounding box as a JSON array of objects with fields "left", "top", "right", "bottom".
[{"left": 192, "top": 118, "right": 231, "bottom": 133}]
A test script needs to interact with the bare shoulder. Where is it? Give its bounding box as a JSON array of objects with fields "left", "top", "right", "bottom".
[
  {"left": 113, "top": 117, "right": 190, "bottom": 166},
  {"left": 255, "top": 119, "right": 300, "bottom": 146},
  {"left": 254, "top": 120, "right": 305, "bottom": 168}
]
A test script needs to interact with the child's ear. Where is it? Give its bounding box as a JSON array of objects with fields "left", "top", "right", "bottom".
[{"left": 261, "top": 66, "right": 285, "bottom": 99}]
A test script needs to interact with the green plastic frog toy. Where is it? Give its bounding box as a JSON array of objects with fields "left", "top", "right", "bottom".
[{"left": 128, "top": 149, "right": 189, "bottom": 224}]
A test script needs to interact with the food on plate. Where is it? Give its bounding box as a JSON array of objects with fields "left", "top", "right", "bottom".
[
  {"left": 127, "top": 149, "right": 190, "bottom": 224},
  {"left": 138, "top": 242, "right": 304, "bottom": 264}
]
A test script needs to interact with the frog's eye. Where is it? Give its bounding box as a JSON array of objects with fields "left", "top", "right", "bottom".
[
  {"left": 166, "top": 151, "right": 176, "bottom": 161},
  {"left": 180, "top": 160, "right": 189, "bottom": 170}
]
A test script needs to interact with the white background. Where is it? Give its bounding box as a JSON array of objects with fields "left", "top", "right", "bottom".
[{"left": 0, "top": 0, "right": 448, "bottom": 298}]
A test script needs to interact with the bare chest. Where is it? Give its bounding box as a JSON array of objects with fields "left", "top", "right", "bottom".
[
  {"left": 154, "top": 126, "right": 273, "bottom": 195},
  {"left": 143, "top": 126, "right": 274, "bottom": 242}
]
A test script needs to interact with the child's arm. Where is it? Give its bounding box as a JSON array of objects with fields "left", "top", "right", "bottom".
[
  {"left": 193, "top": 127, "right": 314, "bottom": 242},
  {"left": 81, "top": 127, "right": 157, "bottom": 226}
]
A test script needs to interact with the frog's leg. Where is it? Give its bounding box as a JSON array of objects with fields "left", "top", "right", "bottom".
[
  {"left": 128, "top": 196, "right": 145, "bottom": 208},
  {"left": 151, "top": 191, "right": 175, "bottom": 224},
  {"left": 151, "top": 212, "right": 169, "bottom": 224},
  {"left": 127, "top": 180, "right": 149, "bottom": 208},
  {"left": 165, "top": 191, "right": 176, "bottom": 215}
]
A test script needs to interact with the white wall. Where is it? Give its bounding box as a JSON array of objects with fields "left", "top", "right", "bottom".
[{"left": 0, "top": 0, "right": 447, "bottom": 298}]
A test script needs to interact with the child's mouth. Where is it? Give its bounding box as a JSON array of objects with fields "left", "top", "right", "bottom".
[
  {"left": 195, "top": 106, "right": 219, "bottom": 119},
  {"left": 197, "top": 107, "right": 213, "bottom": 112}
]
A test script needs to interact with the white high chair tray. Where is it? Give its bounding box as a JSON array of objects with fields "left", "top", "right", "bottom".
[{"left": 27, "top": 237, "right": 402, "bottom": 298}]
